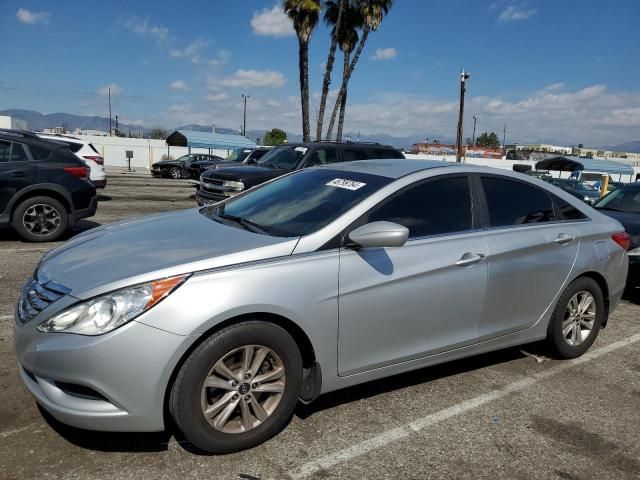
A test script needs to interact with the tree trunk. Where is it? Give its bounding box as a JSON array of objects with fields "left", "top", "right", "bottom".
[
  {"left": 326, "top": 27, "right": 370, "bottom": 141},
  {"left": 298, "top": 37, "right": 311, "bottom": 143},
  {"left": 336, "top": 52, "right": 350, "bottom": 141},
  {"left": 316, "top": 0, "right": 344, "bottom": 141}
]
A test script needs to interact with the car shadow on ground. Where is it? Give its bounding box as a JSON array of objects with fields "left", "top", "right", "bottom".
[
  {"left": 0, "top": 221, "right": 102, "bottom": 243},
  {"left": 37, "top": 346, "right": 530, "bottom": 454}
]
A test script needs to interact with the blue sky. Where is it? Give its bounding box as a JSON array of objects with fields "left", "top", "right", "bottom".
[{"left": 1, "top": 0, "right": 639, "bottom": 145}]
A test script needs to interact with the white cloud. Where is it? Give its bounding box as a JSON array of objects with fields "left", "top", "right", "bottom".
[
  {"left": 123, "top": 16, "right": 168, "bottom": 43},
  {"left": 208, "top": 49, "right": 232, "bottom": 67},
  {"left": 543, "top": 82, "right": 565, "bottom": 91},
  {"left": 169, "top": 38, "right": 210, "bottom": 63},
  {"left": 170, "top": 80, "right": 188, "bottom": 91},
  {"left": 16, "top": 8, "right": 50, "bottom": 25},
  {"left": 251, "top": 4, "right": 294, "bottom": 37},
  {"left": 206, "top": 92, "right": 229, "bottom": 102},
  {"left": 498, "top": 4, "right": 537, "bottom": 22},
  {"left": 209, "top": 70, "right": 286, "bottom": 88},
  {"left": 372, "top": 47, "right": 397, "bottom": 61},
  {"left": 97, "top": 83, "right": 122, "bottom": 96}
]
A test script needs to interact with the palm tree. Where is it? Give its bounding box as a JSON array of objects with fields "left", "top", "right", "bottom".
[
  {"left": 284, "top": 0, "right": 322, "bottom": 143},
  {"left": 316, "top": 0, "right": 345, "bottom": 141},
  {"left": 326, "top": 0, "right": 393, "bottom": 140}
]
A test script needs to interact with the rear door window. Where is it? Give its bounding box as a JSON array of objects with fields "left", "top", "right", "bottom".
[
  {"left": 343, "top": 148, "right": 369, "bottom": 162},
  {"left": 481, "top": 176, "right": 555, "bottom": 226},
  {"left": 0, "top": 140, "right": 10, "bottom": 162},
  {"left": 27, "top": 144, "right": 52, "bottom": 160},
  {"left": 373, "top": 148, "right": 404, "bottom": 159},
  {"left": 304, "top": 148, "right": 339, "bottom": 167},
  {"left": 10, "top": 143, "right": 29, "bottom": 162}
]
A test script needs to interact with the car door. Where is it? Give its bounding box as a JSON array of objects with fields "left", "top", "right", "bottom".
[
  {"left": 337, "top": 174, "right": 489, "bottom": 376},
  {"left": 478, "top": 175, "right": 580, "bottom": 339},
  {"left": 0, "top": 141, "right": 34, "bottom": 215}
]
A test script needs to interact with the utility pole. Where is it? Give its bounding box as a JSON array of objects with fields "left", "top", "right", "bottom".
[
  {"left": 115, "top": 115, "right": 119, "bottom": 136},
  {"left": 108, "top": 87, "right": 112, "bottom": 137},
  {"left": 455, "top": 69, "right": 471, "bottom": 162},
  {"left": 472, "top": 115, "right": 478, "bottom": 146},
  {"left": 241, "top": 94, "right": 249, "bottom": 136},
  {"left": 502, "top": 123, "right": 507, "bottom": 158}
]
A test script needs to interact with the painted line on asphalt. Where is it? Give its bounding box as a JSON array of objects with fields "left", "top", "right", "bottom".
[
  {"left": 291, "top": 333, "right": 640, "bottom": 479},
  {"left": 0, "top": 314, "right": 13, "bottom": 321},
  {"left": 0, "top": 247, "right": 51, "bottom": 254}
]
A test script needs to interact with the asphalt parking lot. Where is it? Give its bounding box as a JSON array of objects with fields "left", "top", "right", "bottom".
[{"left": 1, "top": 170, "right": 639, "bottom": 480}]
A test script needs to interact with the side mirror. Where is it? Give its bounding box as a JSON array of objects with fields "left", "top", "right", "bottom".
[{"left": 347, "top": 221, "right": 409, "bottom": 249}]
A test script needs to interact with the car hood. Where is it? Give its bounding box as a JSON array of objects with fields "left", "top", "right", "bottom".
[
  {"left": 201, "top": 165, "right": 285, "bottom": 186},
  {"left": 152, "top": 160, "right": 179, "bottom": 167},
  {"left": 37, "top": 209, "right": 299, "bottom": 299}
]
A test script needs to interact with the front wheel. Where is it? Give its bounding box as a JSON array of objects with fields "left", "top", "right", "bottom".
[
  {"left": 170, "top": 321, "right": 303, "bottom": 453},
  {"left": 546, "top": 277, "right": 604, "bottom": 359},
  {"left": 12, "top": 196, "right": 68, "bottom": 242},
  {"left": 168, "top": 167, "right": 182, "bottom": 179}
]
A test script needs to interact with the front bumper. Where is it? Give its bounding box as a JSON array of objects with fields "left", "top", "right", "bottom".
[
  {"left": 14, "top": 314, "right": 193, "bottom": 432},
  {"left": 69, "top": 195, "right": 98, "bottom": 226}
]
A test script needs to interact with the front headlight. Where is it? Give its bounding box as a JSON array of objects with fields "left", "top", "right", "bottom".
[
  {"left": 222, "top": 180, "right": 245, "bottom": 191},
  {"left": 37, "top": 275, "right": 188, "bottom": 335}
]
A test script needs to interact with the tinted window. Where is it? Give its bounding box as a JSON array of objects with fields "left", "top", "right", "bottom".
[
  {"left": 10, "top": 143, "right": 29, "bottom": 162},
  {"left": 0, "top": 140, "right": 10, "bottom": 162},
  {"left": 28, "top": 144, "right": 52, "bottom": 160},
  {"left": 252, "top": 149, "right": 268, "bottom": 160},
  {"left": 343, "top": 148, "right": 368, "bottom": 162},
  {"left": 65, "top": 142, "right": 83, "bottom": 153},
  {"left": 373, "top": 148, "right": 404, "bottom": 159},
  {"left": 553, "top": 195, "right": 587, "bottom": 220},
  {"left": 258, "top": 146, "right": 306, "bottom": 169},
  {"left": 595, "top": 187, "right": 640, "bottom": 213},
  {"left": 202, "top": 169, "right": 391, "bottom": 237},
  {"left": 366, "top": 176, "right": 472, "bottom": 238},
  {"left": 482, "top": 177, "right": 555, "bottom": 226},
  {"left": 305, "top": 148, "right": 338, "bottom": 167}
]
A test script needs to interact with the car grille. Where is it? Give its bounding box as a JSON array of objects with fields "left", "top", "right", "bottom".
[
  {"left": 17, "top": 274, "right": 70, "bottom": 324},
  {"left": 200, "top": 178, "right": 224, "bottom": 192}
]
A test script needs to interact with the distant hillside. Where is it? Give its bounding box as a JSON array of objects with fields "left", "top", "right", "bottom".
[
  {"left": 610, "top": 140, "right": 640, "bottom": 153},
  {"left": 0, "top": 109, "right": 146, "bottom": 134}
]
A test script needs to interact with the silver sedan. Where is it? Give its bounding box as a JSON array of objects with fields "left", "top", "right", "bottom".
[{"left": 14, "top": 159, "right": 629, "bottom": 453}]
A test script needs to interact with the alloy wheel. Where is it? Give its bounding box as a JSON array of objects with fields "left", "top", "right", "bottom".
[
  {"left": 22, "top": 203, "right": 62, "bottom": 238},
  {"left": 201, "top": 345, "right": 285, "bottom": 434},
  {"left": 562, "top": 290, "right": 596, "bottom": 346}
]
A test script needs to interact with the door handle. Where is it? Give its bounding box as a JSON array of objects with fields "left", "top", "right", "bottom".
[
  {"left": 456, "top": 252, "right": 486, "bottom": 267},
  {"left": 9, "top": 171, "right": 28, "bottom": 178},
  {"left": 554, "top": 233, "right": 575, "bottom": 246}
]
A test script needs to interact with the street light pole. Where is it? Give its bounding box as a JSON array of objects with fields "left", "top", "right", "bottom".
[
  {"left": 472, "top": 115, "right": 478, "bottom": 146},
  {"left": 502, "top": 123, "right": 507, "bottom": 158},
  {"left": 455, "top": 69, "right": 471, "bottom": 162},
  {"left": 242, "top": 94, "right": 250, "bottom": 136}
]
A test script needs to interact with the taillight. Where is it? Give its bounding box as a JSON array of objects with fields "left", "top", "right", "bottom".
[
  {"left": 83, "top": 155, "right": 104, "bottom": 166},
  {"left": 612, "top": 232, "right": 631, "bottom": 251},
  {"left": 64, "top": 166, "right": 89, "bottom": 180}
]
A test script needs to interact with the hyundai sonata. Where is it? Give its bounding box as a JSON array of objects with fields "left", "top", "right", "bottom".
[{"left": 14, "top": 159, "right": 629, "bottom": 453}]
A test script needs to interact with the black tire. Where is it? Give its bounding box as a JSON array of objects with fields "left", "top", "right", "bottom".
[
  {"left": 169, "top": 321, "right": 303, "bottom": 453},
  {"left": 546, "top": 277, "right": 605, "bottom": 359},
  {"left": 11, "top": 196, "right": 68, "bottom": 242},
  {"left": 168, "top": 167, "right": 182, "bottom": 179}
]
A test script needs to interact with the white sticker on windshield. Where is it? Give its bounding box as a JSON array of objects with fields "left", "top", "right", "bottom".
[
  {"left": 295, "top": 147, "right": 308, "bottom": 153},
  {"left": 326, "top": 178, "right": 367, "bottom": 190}
]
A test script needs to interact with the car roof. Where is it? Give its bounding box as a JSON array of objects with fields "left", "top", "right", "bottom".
[
  {"left": 317, "top": 158, "right": 460, "bottom": 179},
  {"left": 274, "top": 142, "right": 397, "bottom": 150}
]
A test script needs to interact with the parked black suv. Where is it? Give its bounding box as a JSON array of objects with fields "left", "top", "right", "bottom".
[
  {"left": 184, "top": 147, "right": 271, "bottom": 179},
  {"left": 196, "top": 142, "right": 404, "bottom": 205},
  {"left": 0, "top": 130, "right": 97, "bottom": 242}
]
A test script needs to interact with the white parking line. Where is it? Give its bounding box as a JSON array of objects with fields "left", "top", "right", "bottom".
[
  {"left": 0, "top": 314, "right": 13, "bottom": 321},
  {"left": 291, "top": 333, "right": 640, "bottom": 479}
]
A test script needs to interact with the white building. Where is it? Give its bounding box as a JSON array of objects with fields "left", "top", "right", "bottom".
[{"left": 0, "top": 115, "right": 28, "bottom": 130}]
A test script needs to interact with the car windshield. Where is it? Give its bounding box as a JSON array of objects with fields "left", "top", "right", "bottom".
[
  {"left": 175, "top": 155, "right": 190, "bottom": 162},
  {"left": 595, "top": 187, "right": 640, "bottom": 213},
  {"left": 257, "top": 145, "right": 307, "bottom": 170},
  {"left": 200, "top": 168, "right": 391, "bottom": 237},
  {"left": 225, "top": 149, "right": 251, "bottom": 162},
  {"left": 574, "top": 181, "right": 597, "bottom": 191}
]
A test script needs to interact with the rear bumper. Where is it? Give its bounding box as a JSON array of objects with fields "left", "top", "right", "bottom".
[
  {"left": 92, "top": 179, "right": 107, "bottom": 189},
  {"left": 69, "top": 195, "right": 98, "bottom": 226}
]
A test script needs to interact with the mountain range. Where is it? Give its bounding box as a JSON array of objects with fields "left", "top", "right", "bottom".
[{"left": 2, "top": 109, "right": 639, "bottom": 152}]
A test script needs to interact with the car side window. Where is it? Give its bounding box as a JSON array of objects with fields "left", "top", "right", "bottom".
[
  {"left": 27, "top": 145, "right": 52, "bottom": 160},
  {"left": 10, "top": 143, "right": 29, "bottom": 162},
  {"left": 481, "top": 176, "right": 555, "bottom": 227},
  {"left": 553, "top": 195, "right": 587, "bottom": 220},
  {"left": 343, "top": 148, "right": 368, "bottom": 162},
  {"left": 305, "top": 148, "right": 338, "bottom": 167},
  {"left": 365, "top": 176, "right": 473, "bottom": 238},
  {"left": 252, "top": 150, "right": 267, "bottom": 160},
  {"left": 0, "top": 140, "right": 10, "bottom": 162},
  {"left": 373, "top": 148, "right": 403, "bottom": 159}
]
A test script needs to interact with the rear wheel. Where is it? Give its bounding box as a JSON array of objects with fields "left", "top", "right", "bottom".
[
  {"left": 12, "top": 196, "right": 68, "bottom": 242},
  {"left": 170, "top": 321, "right": 302, "bottom": 453},
  {"left": 546, "top": 277, "right": 604, "bottom": 358}
]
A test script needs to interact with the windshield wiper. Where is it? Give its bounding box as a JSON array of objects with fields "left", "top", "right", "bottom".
[{"left": 216, "top": 212, "right": 269, "bottom": 234}]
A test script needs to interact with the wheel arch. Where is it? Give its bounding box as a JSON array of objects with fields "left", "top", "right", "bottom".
[
  {"left": 573, "top": 271, "right": 610, "bottom": 326},
  {"left": 163, "top": 311, "right": 320, "bottom": 425},
  {"left": 9, "top": 186, "right": 72, "bottom": 220}
]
